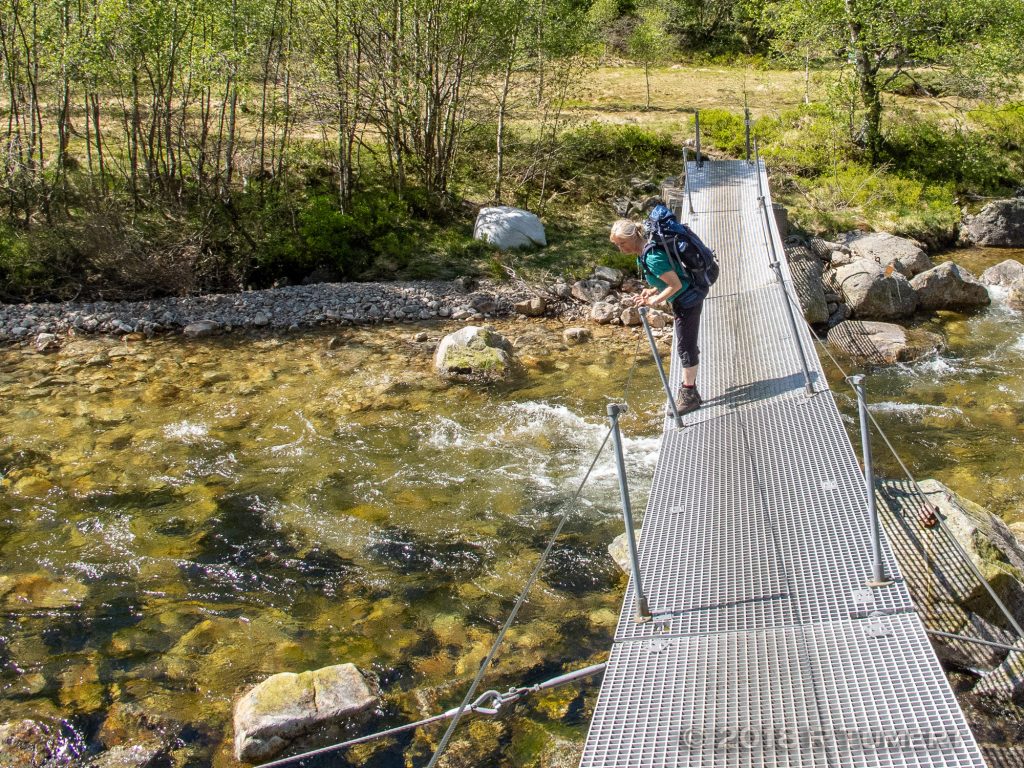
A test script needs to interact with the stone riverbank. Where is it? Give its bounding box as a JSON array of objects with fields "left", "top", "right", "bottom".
[{"left": 0, "top": 278, "right": 590, "bottom": 347}]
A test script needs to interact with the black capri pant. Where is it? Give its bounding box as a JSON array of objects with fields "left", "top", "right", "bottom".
[{"left": 671, "top": 294, "right": 704, "bottom": 368}]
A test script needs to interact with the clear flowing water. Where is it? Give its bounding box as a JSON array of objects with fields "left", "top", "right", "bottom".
[
  {"left": 829, "top": 247, "right": 1024, "bottom": 524},
  {"left": 2, "top": 248, "right": 1023, "bottom": 766},
  {"left": 0, "top": 321, "right": 665, "bottom": 766}
]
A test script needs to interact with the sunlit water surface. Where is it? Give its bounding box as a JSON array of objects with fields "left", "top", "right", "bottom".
[
  {"left": 2, "top": 249, "right": 1024, "bottom": 765},
  {"left": 0, "top": 320, "right": 664, "bottom": 766}
]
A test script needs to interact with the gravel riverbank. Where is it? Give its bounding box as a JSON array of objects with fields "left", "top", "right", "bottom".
[{"left": 0, "top": 279, "right": 585, "bottom": 346}]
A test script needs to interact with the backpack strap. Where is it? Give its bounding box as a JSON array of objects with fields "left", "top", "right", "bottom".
[{"left": 639, "top": 240, "right": 658, "bottom": 280}]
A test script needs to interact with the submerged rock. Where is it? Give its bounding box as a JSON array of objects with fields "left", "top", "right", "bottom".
[
  {"left": 826, "top": 320, "right": 944, "bottom": 365},
  {"left": 433, "top": 326, "right": 517, "bottom": 382},
  {"left": 233, "top": 663, "right": 377, "bottom": 763},
  {"left": 562, "top": 327, "right": 591, "bottom": 344},
  {"left": 0, "top": 719, "right": 62, "bottom": 768},
  {"left": 86, "top": 742, "right": 164, "bottom": 768},
  {"left": 2, "top": 572, "right": 88, "bottom": 610}
]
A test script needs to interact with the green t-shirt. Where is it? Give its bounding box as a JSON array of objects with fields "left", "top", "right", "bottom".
[{"left": 639, "top": 248, "right": 690, "bottom": 302}]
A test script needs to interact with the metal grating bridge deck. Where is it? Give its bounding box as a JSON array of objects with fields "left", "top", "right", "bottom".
[{"left": 579, "top": 160, "right": 987, "bottom": 768}]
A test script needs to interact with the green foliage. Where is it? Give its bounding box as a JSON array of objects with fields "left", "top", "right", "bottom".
[
  {"left": 0, "top": 224, "right": 36, "bottom": 301},
  {"left": 885, "top": 114, "right": 1014, "bottom": 195},
  {"left": 782, "top": 163, "right": 960, "bottom": 244},
  {"left": 697, "top": 109, "right": 746, "bottom": 157},
  {"left": 557, "top": 124, "right": 677, "bottom": 175},
  {"left": 757, "top": 104, "right": 858, "bottom": 176},
  {"left": 968, "top": 103, "right": 1024, "bottom": 152},
  {"left": 298, "top": 192, "right": 414, "bottom": 281},
  {"left": 882, "top": 70, "right": 951, "bottom": 98},
  {"left": 600, "top": 248, "right": 639, "bottom": 274},
  {"left": 765, "top": 0, "right": 1024, "bottom": 163}
]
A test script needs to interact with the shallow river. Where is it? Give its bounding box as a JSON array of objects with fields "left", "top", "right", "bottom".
[{"left": 1, "top": 248, "right": 1023, "bottom": 766}]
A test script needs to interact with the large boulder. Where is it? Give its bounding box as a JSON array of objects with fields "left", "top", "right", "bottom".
[
  {"left": 826, "top": 320, "right": 943, "bottom": 365},
  {"left": 473, "top": 206, "right": 546, "bottom": 250},
  {"left": 963, "top": 198, "right": 1024, "bottom": 247},
  {"left": 593, "top": 266, "right": 625, "bottom": 288},
  {"left": 1009, "top": 280, "right": 1024, "bottom": 312},
  {"left": 785, "top": 242, "right": 829, "bottom": 324},
  {"left": 837, "top": 231, "right": 933, "bottom": 277},
  {"left": 571, "top": 278, "right": 612, "bottom": 304},
  {"left": 876, "top": 479, "right": 1024, "bottom": 700},
  {"left": 434, "top": 326, "right": 517, "bottom": 381},
  {"left": 832, "top": 261, "right": 918, "bottom": 319},
  {"left": 233, "top": 664, "right": 377, "bottom": 763},
  {"left": 980, "top": 259, "right": 1024, "bottom": 288},
  {"left": 909, "top": 261, "right": 990, "bottom": 311}
]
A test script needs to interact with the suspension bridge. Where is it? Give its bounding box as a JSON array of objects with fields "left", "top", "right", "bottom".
[
  {"left": 578, "top": 151, "right": 993, "bottom": 767},
  {"left": 254, "top": 132, "right": 1024, "bottom": 768}
]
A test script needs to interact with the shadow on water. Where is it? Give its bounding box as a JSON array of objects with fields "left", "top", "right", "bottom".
[{"left": 183, "top": 493, "right": 359, "bottom": 603}]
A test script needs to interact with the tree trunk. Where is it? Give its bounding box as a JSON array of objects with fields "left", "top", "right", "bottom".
[{"left": 844, "top": 0, "right": 883, "bottom": 163}]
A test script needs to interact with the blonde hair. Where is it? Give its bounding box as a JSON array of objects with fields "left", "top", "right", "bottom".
[{"left": 610, "top": 219, "right": 642, "bottom": 241}]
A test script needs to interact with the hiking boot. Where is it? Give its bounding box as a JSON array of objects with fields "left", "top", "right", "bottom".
[{"left": 676, "top": 385, "right": 702, "bottom": 414}]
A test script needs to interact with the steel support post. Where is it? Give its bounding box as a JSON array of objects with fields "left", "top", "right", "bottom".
[
  {"left": 745, "top": 107, "right": 752, "bottom": 163},
  {"left": 682, "top": 147, "right": 694, "bottom": 216},
  {"left": 639, "top": 307, "right": 684, "bottom": 429},
  {"left": 754, "top": 139, "right": 764, "bottom": 201},
  {"left": 847, "top": 375, "right": 892, "bottom": 587},
  {"left": 694, "top": 111, "right": 702, "bottom": 167},
  {"left": 607, "top": 403, "right": 652, "bottom": 622}
]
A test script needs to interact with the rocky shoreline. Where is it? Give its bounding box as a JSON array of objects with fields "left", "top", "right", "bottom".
[
  {"left": 3, "top": 219, "right": 1023, "bottom": 366},
  {"left": 0, "top": 278, "right": 589, "bottom": 348}
]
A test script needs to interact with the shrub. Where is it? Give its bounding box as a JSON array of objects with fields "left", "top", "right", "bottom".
[
  {"left": 885, "top": 114, "right": 1013, "bottom": 195},
  {"left": 557, "top": 123, "right": 677, "bottom": 174},
  {"left": 0, "top": 223, "right": 36, "bottom": 301},
  {"left": 883, "top": 70, "right": 950, "bottom": 98},
  {"left": 297, "top": 190, "right": 414, "bottom": 280},
  {"left": 781, "top": 163, "right": 960, "bottom": 244},
  {"left": 697, "top": 108, "right": 746, "bottom": 158},
  {"left": 968, "top": 103, "right": 1024, "bottom": 152}
]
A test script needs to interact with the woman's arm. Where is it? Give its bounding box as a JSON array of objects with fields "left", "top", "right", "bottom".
[{"left": 637, "top": 270, "right": 682, "bottom": 306}]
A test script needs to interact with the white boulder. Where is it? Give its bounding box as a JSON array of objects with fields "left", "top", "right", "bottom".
[{"left": 473, "top": 206, "right": 546, "bottom": 250}]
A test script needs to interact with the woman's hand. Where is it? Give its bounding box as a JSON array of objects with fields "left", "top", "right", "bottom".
[{"left": 634, "top": 288, "right": 656, "bottom": 307}]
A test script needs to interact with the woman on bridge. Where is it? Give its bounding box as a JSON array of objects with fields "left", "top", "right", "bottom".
[{"left": 609, "top": 218, "right": 706, "bottom": 414}]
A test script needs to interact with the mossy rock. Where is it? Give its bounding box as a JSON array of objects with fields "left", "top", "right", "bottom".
[{"left": 434, "top": 326, "right": 519, "bottom": 382}]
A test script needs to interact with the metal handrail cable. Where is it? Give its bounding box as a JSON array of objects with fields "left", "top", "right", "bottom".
[
  {"left": 254, "top": 663, "right": 609, "bottom": 768},
  {"left": 777, "top": 281, "right": 1024, "bottom": 640},
  {"left": 425, "top": 331, "right": 649, "bottom": 768}
]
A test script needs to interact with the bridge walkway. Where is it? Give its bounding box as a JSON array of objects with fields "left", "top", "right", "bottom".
[{"left": 578, "top": 159, "right": 988, "bottom": 768}]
